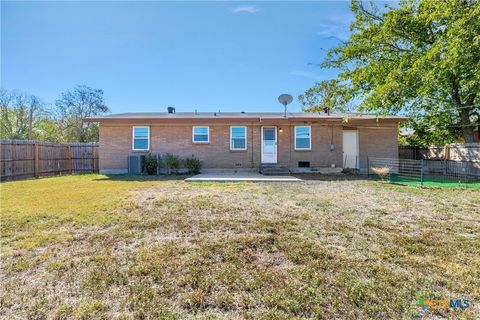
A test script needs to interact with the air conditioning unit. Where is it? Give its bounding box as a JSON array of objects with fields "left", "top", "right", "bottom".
[{"left": 128, "top": 154, "right": 145, "bottom": 174}]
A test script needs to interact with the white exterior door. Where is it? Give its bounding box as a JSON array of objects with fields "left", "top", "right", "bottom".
[
  {"left": 343, "top": 130, "right": 359, "bottom": 169},
  {"left": 261, "top": 127, "right": 277, "bottom": 164}
]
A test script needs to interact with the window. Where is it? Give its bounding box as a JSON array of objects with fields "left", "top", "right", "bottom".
[
  {"left": 295, "top": 126, "right": 311, "bottom": 150},
  {"left": 192, "top": 126, "right": 209, "bottom": 143},
  {"left": 132, "top": 126, "right": 149, "bottom": 150},
  {"left": 230, "top": 126, "right": 247, "bottom": 150}
]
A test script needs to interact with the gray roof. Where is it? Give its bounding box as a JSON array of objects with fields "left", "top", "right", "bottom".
[{"left": 92, "top": 112, "right": 405, "bottom": 120}]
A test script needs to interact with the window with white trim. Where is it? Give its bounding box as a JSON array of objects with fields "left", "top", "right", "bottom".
[
  {"left": 132, "top": 126, "right": 150, "bottom": 150},
  {"left": 192, "top": 126, "right": 209, "bottom": 143},
  {"left": 230, "top": 126, "right": 247, "bottom": 150},
  {"left": 295, "top": 126, "right": 311, "bottom": 150}
]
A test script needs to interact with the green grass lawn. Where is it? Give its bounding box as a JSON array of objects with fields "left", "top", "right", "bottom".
[
  {"left": 388, "top": 174, "right": 480, "bottom": 189},
  {"left": 1, "top": 174, "right": 479, "bottom": 319}
]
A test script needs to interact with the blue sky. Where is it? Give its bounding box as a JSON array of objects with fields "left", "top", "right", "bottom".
[{"left": 2, "top": 1, "right": 355, "bottom": 113}]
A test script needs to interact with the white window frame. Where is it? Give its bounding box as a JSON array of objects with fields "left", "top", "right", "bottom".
[
  {"left": 192, "top": 126, "right": 209, "bottom": 143},
  {"left": 294, "top": 125, "right": 311, "bottom": 150},
  {"left": 230, "top": 126, "right": 247, "bottom": 150},
  {"left": 132, "top": 126, "right": 150, "bottom": 151}
]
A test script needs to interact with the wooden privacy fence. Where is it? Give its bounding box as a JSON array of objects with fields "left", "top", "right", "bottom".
[
  {"left": 399, "top": 143, "right": 480, "bottom": 162},
  {"left": 0, "top": 140, "right": 99, "bottom": 181}
]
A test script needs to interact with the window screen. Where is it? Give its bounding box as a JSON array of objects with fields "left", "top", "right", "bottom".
[
  {"left": 231, "top": 126, "right": 247, "bottom": 150},
  {"left": 295, "top": 126, "right": 311, "bottom": 150},
  {"left": 133, "top": 127, "right": 149, "bottom": 150},
  {"left": 193, "top": 126, "right": 209, "bottom": 143}
]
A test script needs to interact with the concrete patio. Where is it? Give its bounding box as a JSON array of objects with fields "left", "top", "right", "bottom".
[{"left": 185, "top": 172, "right": 302, "bottom": 182}]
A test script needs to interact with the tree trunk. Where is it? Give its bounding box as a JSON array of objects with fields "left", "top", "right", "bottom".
[
  {"left": 450, "top": 78, "right": 475, "bottom": 143},
  {"left": 460, "top": 107, "right": 474, "bottom": 143},
  {"left": 477, "top": 118, "right": 480, "bottom": 141},
  {"left": 28, "top": 108, "right": 33, "bottom": 140}
]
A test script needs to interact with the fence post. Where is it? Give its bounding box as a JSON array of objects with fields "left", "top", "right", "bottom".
[
  {"left": 420, "top": 159, "right": 424, "bottom": 187},
  {"left": 67, "top": 145, "right": 72, "bottom": 174},
  {"left": 91, "top": 144, "right": 95, "bottom": 173},
  {"left": 34, "top": 142, "right": 39, "bottom": 178}
]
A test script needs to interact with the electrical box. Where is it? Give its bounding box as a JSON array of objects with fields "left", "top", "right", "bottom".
[{"left": 127, "top": 155, "right": 145, "bottom": 174}]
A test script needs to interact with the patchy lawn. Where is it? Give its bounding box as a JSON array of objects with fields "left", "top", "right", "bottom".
[{"left": 1, "top": 174, "right": 479, "bottom": 319}]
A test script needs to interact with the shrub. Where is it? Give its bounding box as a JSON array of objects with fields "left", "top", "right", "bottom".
[
  {"left": 143, "top": 154, "right": 158, "bottom": 175},
  {"left": 184, "top": 155, "right": 202, "bottom": 174},
  {"left": 164, "top": 153, "right": 181, "bottom": 174},
  {"left": 371, "top": 166, "right": 390, "bottom": 180}
]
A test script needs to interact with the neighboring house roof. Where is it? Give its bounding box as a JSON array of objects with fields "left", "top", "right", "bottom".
[{"left": 86, "top": 112, "right": 407, "bottom": 124}]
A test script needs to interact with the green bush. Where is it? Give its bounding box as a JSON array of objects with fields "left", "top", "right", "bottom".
[
  {"left": 143, "top": 154, "right": 158, "bottom": 175},
  {"left": 164, "top": 153, "right": 181, "bottom": 174},
  {"left": 184, "top": 155, "right": 202, "bottom": 174}
]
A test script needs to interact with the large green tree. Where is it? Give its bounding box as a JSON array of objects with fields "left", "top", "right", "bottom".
[
  {"left": 0, "top": 89, "right": 45, "bottom": 140},
  {"left": 1, "top": 86, "right": 109, "bottom": 142},
  {"left": 300, "top": 0, "right": 479, "bottom": 144},
  {"left": 55, "top": 85, "right": 109, "bottom": 142}
]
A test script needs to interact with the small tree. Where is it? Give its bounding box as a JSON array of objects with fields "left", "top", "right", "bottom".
[{"left": 299, "top": 80, "right": 352, "bottom": 114}]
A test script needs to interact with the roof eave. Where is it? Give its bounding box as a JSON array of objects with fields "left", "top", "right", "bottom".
[
  {"left": 84, "top": 116, "right": 408, "bottom": 124},
  {"left": 84, "top": 117, "right": 408, "bottom": 124}
]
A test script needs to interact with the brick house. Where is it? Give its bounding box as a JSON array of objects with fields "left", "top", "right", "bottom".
[{"left": 85, "top": 111, "right": 406, "bottom": 174}]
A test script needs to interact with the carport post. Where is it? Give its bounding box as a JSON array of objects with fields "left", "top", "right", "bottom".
[
  {"left": 420, "top": 159, "right": 424, "bottom": 187},
  {"left": 367, "top": 157, "right": 370, "bottom": 177}
]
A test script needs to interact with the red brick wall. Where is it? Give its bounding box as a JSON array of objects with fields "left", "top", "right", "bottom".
[
  {"left": 99, "top": 122, "right": 398, "bottom": 171},
  {"left": 358, "top": 126, "right": 399, "bottom": 169}
]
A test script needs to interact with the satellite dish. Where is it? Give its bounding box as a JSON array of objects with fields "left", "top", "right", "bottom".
[
  {"left": 278, "top": 94, "right": 293, "bottom": 106},
  {"left": 278, "top": 94, "right": 293, "bottom": 117}
]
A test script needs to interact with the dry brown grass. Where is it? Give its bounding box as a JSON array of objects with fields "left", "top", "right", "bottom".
[
  {"left": 1, "top": 174, "right": 479, "bottom": 319},
  {"left": 371, "top": 166, "right": 390, "bottom": 179}
]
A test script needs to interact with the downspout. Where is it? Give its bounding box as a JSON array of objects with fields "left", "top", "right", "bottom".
[
  {"left": 251, "top": 123, "right": 254, "bottom": 168},
  {"left": 289, "top": 123, "right": 292, "bottom": 167}
]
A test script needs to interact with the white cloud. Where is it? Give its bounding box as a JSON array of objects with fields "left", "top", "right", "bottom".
[
  {"left": 316, "top": 13, "right": 354, "bottom": 41},
  {"left": 290, "top": 71, "right": 327, "bottom": 81},
  {"left": 231, "top": 6, "right": 259, "bottom": 14}
]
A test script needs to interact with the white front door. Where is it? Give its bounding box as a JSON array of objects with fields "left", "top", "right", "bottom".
[
  {"left": 343, "top": 130, "right": 359, "bottom": 169},
  {"left": 261, "top": 127, "right": 277, "bottom": 164}
]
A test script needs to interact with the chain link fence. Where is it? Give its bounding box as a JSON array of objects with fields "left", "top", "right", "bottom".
[{"left": 367, "top": 157, "right": 480, "bottom": 188}]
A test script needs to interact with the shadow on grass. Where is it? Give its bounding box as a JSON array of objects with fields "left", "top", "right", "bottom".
[{"left": 93, "top": 174, "right": 193, "bottom": 182}]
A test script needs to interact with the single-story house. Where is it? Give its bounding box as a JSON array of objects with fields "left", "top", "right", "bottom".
[{"left": 85, "top": 111, "right": 407, "bottom": 174}]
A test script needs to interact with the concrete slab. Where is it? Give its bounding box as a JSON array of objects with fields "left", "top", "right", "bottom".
[{"left": 185, "top": 172, "right": 302, "bottom": 182}]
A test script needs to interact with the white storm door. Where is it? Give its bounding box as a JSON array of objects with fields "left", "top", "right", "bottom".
[
  {"left": 261, "top": 127, "right": 277, "bottom": 164},
  {"left": 343, "top": 130, "right": 359, "bottom": 169}
]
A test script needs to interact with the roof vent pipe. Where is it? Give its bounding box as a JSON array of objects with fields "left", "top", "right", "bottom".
[
  {"left": 323, "top": 106, "right": 330, "bottom": 116},
  {"left": 167, "top": 107, "right": 175, "bottom": 113}
]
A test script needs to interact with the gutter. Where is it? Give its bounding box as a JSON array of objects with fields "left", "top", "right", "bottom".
[{"left": 85, "top": 116, "right": 408, "bottom": 124}]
